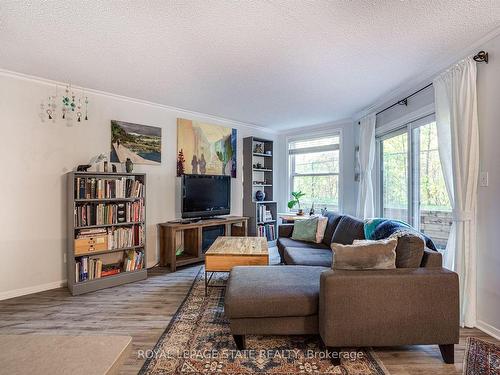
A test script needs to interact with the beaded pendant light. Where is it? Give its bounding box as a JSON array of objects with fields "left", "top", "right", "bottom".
[{"left": 40, "top": 84, "right": 89, "bottom": 123}]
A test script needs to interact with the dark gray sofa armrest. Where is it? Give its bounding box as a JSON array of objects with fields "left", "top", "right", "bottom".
[
  {"left": 319, "top": 268, "right": 459, "bottom": 347},
  {"left": 278, "top": 224, "right": 294, "bottom": 238}
]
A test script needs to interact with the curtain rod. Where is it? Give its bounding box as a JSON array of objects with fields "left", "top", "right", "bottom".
[{"left": 358, "top": 50, "right": 489, "bottom": 123}]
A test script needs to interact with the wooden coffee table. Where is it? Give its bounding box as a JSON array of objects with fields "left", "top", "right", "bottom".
[{"left": 204, "top": 236, "right": 268, "bottom": 295}]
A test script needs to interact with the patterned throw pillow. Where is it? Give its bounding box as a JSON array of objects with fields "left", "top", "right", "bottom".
[
  {"left": 331, "top": 238, "right": 397, "bottom": 270},
  {"left": 315, "top": 216, "right": 328, "bottom": 243},
  {"left": 291, "top": 217, "right": 319, "bottom": 242}
]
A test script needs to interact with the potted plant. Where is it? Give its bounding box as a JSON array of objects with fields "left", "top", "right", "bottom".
[{"left": 287, "top": 191, "right": 306, "bottom": 216}]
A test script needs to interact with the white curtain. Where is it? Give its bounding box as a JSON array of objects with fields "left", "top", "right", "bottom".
[
  {"left": 434, "top": 56, "right": 479, "bottom": 327},
  {"left": 356, "top": 114, "right": 376, "bottom": 219}
]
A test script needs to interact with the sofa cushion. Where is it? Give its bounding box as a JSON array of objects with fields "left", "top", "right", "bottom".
[
  {"left": 278, "top": 237, "right": 329, "bottom": 251},
  {"left": 331, "top": 238, "right": 397, "bottom": 270},
  {"left": 394, "top": 234, "right": 425, "bottom": 268},
  {"left": 225, "top": 266, "right": 328, "bottom": 319},
  {"left": 291, "top": 217, "right": 319, "bottom": 242},
  {"left": 284, "top": 247, "right": 332, "bottom": 267},
  {"left": 322, "top": 211, "right": 343, "bottom": 245},
  {"left": 331, "top": 215, "right": 365, "bottom": 245}
]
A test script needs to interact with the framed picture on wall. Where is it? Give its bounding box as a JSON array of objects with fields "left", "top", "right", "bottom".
[
  {"left": 176, "top": 118, "right": 237, "bottom": 178},
  {"left": 110, "top": 120, "right": 162, "bottom": 165}
]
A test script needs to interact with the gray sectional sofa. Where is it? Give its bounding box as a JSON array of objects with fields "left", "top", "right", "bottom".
[
  {"left": 224, "top": 211, "right": 459, "bottom": 364},
  {"left": 277, "top": 212, "right": 364, "bottom": 267}
]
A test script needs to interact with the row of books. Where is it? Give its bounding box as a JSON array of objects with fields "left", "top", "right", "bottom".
[
  {"left": 123, "top": 250, "right": 145, "bottom": 272},
  {"left": 76, "top": 257, "right": 106, "bottom": 282},
  {"left": 75, "top": 177, "right": 144, "bottom": 199},
  {"left": 75, "top": 250, "right": 145, "bottom": 282},
  {"left": 257, "top": 223, "right": 276, "bottom": 241},
  {"left": 76, "top": 226, "right": 144, "bottom": 249},
  {"left": 74, "top": 201, "right": 144, "bottom": 227},
  {"left": 257, "top": 204, "right": 273, "bottom": 223}
]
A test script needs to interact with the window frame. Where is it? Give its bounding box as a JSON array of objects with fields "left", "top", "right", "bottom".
[
  {"left": 286, "top": 129, "right": 343, "bottom": 213},
  {"left": 375, "top": 113, "right": 438, "bottom": 227}
]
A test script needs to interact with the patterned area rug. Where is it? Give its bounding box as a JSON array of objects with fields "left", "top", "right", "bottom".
[
  {"left": 139, "top": 270, "right": 388, "bottom": 374},
  {"left": 464, "top": 337, "right": 500, "bottom": 375}
]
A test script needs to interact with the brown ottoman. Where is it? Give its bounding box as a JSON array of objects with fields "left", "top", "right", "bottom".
[{"left": 224, "top": 265, "right": 328, "bottom": 350}]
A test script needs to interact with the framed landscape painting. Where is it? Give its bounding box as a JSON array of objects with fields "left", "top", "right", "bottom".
[
  {"left": 177, "top": 118, "right": 237, "bottom": 177},
  {"left": 110, "top": 120, "right": 161, "bottom": 165}
]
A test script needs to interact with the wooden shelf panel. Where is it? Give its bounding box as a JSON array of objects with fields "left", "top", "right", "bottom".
[
  {"left": 252, "top": 184, "right": 272, "bottom": 187},
  {"left": 257, "top": 220, "right": 276, "bottom": 224},
  {"left": 253, "top": 153, "right": 272, "bottom": 157},
  {"left": 75, "top": 221, "right": 144, "bottom": 230},
  {"left": 74, "top": 197, "right": 143, "bottom": 202},
  {"left": 253, "top": 168, "right": 273, "bottom": 172},
  {"left": 71, "top": 269, "right": 147, "bottom": 295},
  {"left": 176, "top": 255, "right": 204, "bottom": 267},
  {"left": 74, "top": 245, "right": 144, "bottom": 257},
  {"left": 74, "top": 172, "right": 146, "bottom": 177}
]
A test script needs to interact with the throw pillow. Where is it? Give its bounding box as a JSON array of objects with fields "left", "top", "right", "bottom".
[
  {"left": 291, "top": 217, "right": 319, "bottom": 242},
  {"left": 393, "top": 234, "right": 425, "bottom": 268},
  {"left": 331, "top": 238, "right": 397, "bottom": 270},
  {"left": 315, "top": 216, "right": 328, "bottom": 243}
]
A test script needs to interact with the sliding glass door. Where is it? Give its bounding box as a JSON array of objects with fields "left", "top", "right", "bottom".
[
  {"left": 378, "top": 115, "right": 452, "bottom": 249},
  {"left": 380, "top": 131, "right": 408, "bottom": 222}
]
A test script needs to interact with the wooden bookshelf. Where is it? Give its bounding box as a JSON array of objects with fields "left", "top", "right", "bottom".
[
  {"left": 243, "top": 137, "right": 277, "bottom": 245},
  {"left": 67, "top": 171, "right": 147, "bottom": 296}
]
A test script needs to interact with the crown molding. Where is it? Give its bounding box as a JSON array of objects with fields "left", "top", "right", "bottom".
[
  {"left": 280, "top": 118, "right": 353, "bottom": 136},
  {"left": 353, "top": 25, "right": 500, "bottom": 122},
  {"left": 0, "top": 68, "right": 277, "bottom": 134}
]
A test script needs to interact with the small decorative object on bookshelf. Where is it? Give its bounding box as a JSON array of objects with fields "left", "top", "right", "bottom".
[
  {"left": 243, "top": 137, "right": 277, "bottom": 245},
  {"left": 253, "top": 143, "right": 264, "bottom": 154},
  {"left": 255, "top": 190, "right": 265, "bottom": 201},
  {"left": 125, "top": 158, "right": 134, "bottom": 173},
  {"left": 67, "top": 171, "right": 147, "bottom": 295}
]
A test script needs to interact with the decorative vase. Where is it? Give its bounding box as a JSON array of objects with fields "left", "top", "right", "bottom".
[
  {"left": 297, "top": 209, "right": 304, "bottom": 216},
  {"left": 255, "top": 190, "right": 266, "bottom": 202},
  {"left": 125, "top": 158, "right": 134, "bottom": 173}
]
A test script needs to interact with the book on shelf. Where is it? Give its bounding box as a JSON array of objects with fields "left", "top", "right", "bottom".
[
  {"left": 75, "top": 249, "right": 144, "bottom": 282},
  {"left": 75, "top": 257, "right": 103, "bottom": 283},
  {"left": 123, "top": 250, "right": 145, "bottom": 272},
  {"left": 257, "top": 205, "right": 273, "bottom": 223},
  {"left": 75, "top": 176, "right": 144, "bottom": 200},
  {"left": 257, "top": 223, "right": 275, "bottom": 241},
  {"left": 75, "top": 226, "right": 144, "bottom": 250},
  {"left": 74, "top": 200, "right": 144, "bottom": 227}
]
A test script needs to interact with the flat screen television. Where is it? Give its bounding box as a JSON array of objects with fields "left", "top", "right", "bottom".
[{"left": 182, "top": 174, "right": 231, "bottom": 219}]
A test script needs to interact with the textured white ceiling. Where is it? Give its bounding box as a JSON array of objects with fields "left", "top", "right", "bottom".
[{"left": 1, "top": 1, "right": 499, "bottom": 130}]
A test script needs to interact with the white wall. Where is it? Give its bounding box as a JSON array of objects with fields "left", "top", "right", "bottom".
[
  {"left": 276, "top": 120, "right": 358, "bottom": 216},
  {"left": 475, "top": 35, "right": 500, "bottom": 339},
  {"left": 0, "top": 71, "right": 277, "bottom": 299}
]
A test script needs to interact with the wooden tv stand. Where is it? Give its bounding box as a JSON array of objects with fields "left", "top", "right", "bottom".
[{"left": 158, "top": 216, "right": 248, "bottom": 272}]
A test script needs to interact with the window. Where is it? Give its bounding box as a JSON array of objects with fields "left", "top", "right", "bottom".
[
  {"left": 288, "top": 134, "right": 341, "bottom": 212},
  {"left": 377, "top": 115, "right": 452, "bottom": 249}
]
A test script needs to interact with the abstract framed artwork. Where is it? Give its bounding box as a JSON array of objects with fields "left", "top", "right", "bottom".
[
  {"left": 177, "top": 118, "right": 237, "bottom": 177},
  {"left": 110, "top": 120, "right": 161, "bottom": 165}
]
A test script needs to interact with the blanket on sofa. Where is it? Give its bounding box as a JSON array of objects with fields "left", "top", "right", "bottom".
[{"left": 364, "top": 218, "right": 437, "bottom": 251}]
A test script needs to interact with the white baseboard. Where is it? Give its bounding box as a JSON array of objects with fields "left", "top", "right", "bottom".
[
  {"left": 476, "top": 320, "right": 500, "bottom": 340},
  {"left": 0, "top": 280, "right": 67, "bottom": 301}
]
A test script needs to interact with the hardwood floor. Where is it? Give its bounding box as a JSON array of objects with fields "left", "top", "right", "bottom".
[
  {"left": 0, "top": 261, "right": 497, "bottom": 375},
  {"left": 0, "top": 265, "right": 202, "bottom": 375}
]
